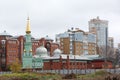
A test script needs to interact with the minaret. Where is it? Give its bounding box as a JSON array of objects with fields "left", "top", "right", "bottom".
[
  {"left": 24, "top": 17, "right": 32, "bottom": 54},
  {"left": 22, "top": 17, "right": 33, "bottom": 69}
]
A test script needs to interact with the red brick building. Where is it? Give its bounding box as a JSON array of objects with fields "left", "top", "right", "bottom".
[
  {"left": 43, "top": 55, "right": 113, "bottom": 70},
  {"left": 0, "top": 31, "right": 59, "bottom": 71},
  {"left": 35, "top": 45, "right": 113, "bottom": 70}
]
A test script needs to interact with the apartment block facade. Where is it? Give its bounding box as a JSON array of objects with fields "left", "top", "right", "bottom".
[
  {"left": 89, "top": 16, "right": 108, "bottom": 47},
  {"left": 56, "top": 28, "right": 96, "bottom": 55}
]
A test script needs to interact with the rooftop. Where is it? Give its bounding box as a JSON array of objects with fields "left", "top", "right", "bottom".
[{"left": 0, "top": 30, "right": 12, "bottom": 37}]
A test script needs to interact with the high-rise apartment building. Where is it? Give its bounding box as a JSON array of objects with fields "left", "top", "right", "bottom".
[
  {"left": 89, "top": 17, "right": 108, "bottom": 47},
  {"left": 56, "top": 28, "right": 96, "bottom": 55}
]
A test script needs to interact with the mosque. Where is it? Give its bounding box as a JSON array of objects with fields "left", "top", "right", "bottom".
[{"left": 22, "top": 17, "right": 113, "bottom": 70}]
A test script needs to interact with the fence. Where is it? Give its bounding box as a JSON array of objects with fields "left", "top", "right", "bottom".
[
  {"left": 0, "top": 68, "right": 120, "bottom": 75},
  {"left": 36, "top": 68, "right": 120, "bottom": 74},
  {"left": 0, "top": 71, "right": 12, "bottom": 75}
]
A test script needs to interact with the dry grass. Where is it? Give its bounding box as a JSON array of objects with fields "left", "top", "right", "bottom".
[
  {"left": 0, "top": 72, "right": 62, "bottom": 80},
  {"left": 0, "top": 70, "right": 120, "bottom": 80}
]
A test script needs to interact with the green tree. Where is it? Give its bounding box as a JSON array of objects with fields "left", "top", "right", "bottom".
[{"left": 10, "top": 58, "right": 21, "bottom": 73}]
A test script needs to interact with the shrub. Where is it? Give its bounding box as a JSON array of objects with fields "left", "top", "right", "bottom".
[
  {"left": 10, "top": 59, "right": 21, "bottom": 73},
  {"left": 63, "top": 73, "right": 76, "bottom": 79}
]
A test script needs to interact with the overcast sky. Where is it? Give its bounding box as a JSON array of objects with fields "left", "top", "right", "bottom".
[{"left": 0, "top": 0, "right": 119, "bottom": 46}]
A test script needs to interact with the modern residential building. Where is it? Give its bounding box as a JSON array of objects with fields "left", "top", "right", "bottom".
[
  {"left": 108, "top": 37, "right": 114, "bottom": 48},
  {"left": 89, "top": 16, "right": 108, "bottom": 47},
  {"left": 56, "top": 28, "right": 96, "bottom": 55}
]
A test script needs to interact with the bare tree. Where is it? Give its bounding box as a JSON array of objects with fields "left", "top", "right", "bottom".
[{"left": 98, "top": 45, "right": 114, "bottom": 59}]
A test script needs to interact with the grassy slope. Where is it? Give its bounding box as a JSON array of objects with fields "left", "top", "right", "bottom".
[{"left": 0, "top": 72, "right": 62, "bottom": 80}]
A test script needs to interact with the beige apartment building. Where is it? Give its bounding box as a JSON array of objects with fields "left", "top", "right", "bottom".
[{"left": 56, "top": 28, "right": 97, "bottom": 55}]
